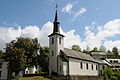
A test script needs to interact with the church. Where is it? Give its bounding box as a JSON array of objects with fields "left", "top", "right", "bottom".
[{"left": 48, "top": 9, "right": 107, "bottom": 76}]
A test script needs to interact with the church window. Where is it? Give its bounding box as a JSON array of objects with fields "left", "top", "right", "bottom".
[
  {"left": 96, "top": 65, "right": 98, "bottom": 70},
  {"left": 80, "top": 62, "right": 83, "bottom": 69},
  {"left": 59, "top": 38, "right": 61, "bottom": 44},
  {"left": 0, "top": 71, "right": 1, "bottom": 77},
  {"left": 52, "top": 38, "right": 54, "bottom": 44},
  {"left": 0, "top": 63, "right": 2, "bottom": 68},
  {"left": 52, "top": 51, "right": 54, "bottom": 56},
  {"left": 86, "top": 63, "right": 88, "bottom": 70},
  {"left": 91, "top": 64, "right": 93, "bottom": 70}
]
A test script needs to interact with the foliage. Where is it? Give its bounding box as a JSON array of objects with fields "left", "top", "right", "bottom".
[
  {"left": 107, "top": 50, "right": 112, "bottom": 54},
  {"left": 72, "top": 45, "right": 81, "bottom": 52},
  {"left": 103, "top": 67, "right": 113, "bottom": 80},
  {"left": 112, "top": 47, "right": 119, "bottom": 56},
  {"left": 3, "top": 37, "right": 40, "bottom": 74},
  {"left": 83, "top": 49, "right": 91, "bottom": 54},
  {"left": 99, "top": 45, "right": 107, "bottom": 53},
  {"left": 19, "top": 76, "right": 50, "bottom": 80},
  {"left": 91, "top": 47, "right": 99, "bottom": 52},
  {"left": 0, "top": 50, "right": 4, "bottom": 58},
  {"left": 38, "top": 46, "right": 49, "bottom": 72}
]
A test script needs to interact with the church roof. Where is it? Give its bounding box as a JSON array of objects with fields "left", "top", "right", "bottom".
[{"left": 61, "top": 48, "right": 98, "bottom": 63}]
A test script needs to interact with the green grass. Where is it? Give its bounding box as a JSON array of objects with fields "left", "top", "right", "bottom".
[{"left": 19, "top": 76, "right": 50, "bottom": 80}]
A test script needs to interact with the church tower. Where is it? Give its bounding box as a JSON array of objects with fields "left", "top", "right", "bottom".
[{"left": 48, "top": 7, "right": 64, "bottom": 75}]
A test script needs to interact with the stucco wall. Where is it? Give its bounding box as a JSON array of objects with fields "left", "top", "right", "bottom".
[
  {"left": 49, "top": 34, "right": 64, "bottom": 73},
  {"left": 69, "top": 58, "right": 98, "bottom": 76}
]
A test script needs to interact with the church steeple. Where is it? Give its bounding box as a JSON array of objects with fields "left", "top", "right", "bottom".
[{"left": 53, "top": 5, "right": 60, "bottom": 33}]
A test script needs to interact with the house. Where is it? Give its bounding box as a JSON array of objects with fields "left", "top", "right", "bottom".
[
  {"left": 25, "top": 65, "right": 41, "bottom": 74},
  {"left": 105, "top": 59, "right": 120, "bottom": 71},
  {"left": 48, "top": 9, "right": 107, "bottom": 76},
  {"left": 90, "top": 52, "right": 116, "bottom": 60},
  {"left": 0, "top": 59, "right": 8, "bottom": 79}
]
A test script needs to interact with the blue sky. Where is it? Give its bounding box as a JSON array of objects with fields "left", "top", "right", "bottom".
[{"left": 0, "top": 0, "right": 120, "bottom": 51}]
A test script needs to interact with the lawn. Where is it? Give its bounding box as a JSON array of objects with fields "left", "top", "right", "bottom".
[{"left": 19, "top": 76, "right": 50, "bottom": 80}]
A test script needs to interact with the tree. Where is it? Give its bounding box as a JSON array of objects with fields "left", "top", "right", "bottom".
[
  {"left": 3, "top": 37, "right": 40, "bottom": 75},
  {"left": 86, "top": 46, "right": 90, "bottom": 51},
  {"left": 103, "top": 67, "right": 113, "bottom": 80},
  {"left": 91, "top": 47, "right": 99, "bottom": 52},
  {"left": 38, "top": 46, "right": 49, "bottom": 72},
  {"left": 112, "top": 47, "right": 119, "bottom": 56},
  {"left": 0, "top": 50, "right": 4, "bottom": 58},
  {"left": 72, "top": 45, "right": 81, "bottom": 52},
  {"left": 99, "top": 45, "right": 107, "bottom": 53},
  {"left": 107, "top": 50, "right": 112, "bottom": 54}
]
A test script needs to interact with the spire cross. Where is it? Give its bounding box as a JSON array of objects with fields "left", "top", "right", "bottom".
[{"left": 56, "top": 4, "right": 58, "bottom": 10}]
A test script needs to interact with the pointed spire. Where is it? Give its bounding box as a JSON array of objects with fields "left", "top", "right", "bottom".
[
  {"left": 54, "top": 4, "right": 58, "bottom": 21},
  {"left": 53, "top": 4, "right": 60, "bottom": 33}
]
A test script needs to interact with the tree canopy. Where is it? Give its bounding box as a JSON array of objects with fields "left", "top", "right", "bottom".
[
  {"left": 0, "top": 50, "right": 4, "bottom": 58},
  {"left": 72, "top": 45, "right": 81, "bottom": 52},
  {"left": 3, "top": 37, "right": 40, "bottom": 74},
  {"left": 112, "top": 47, "right": 119, "bottom": 56},
  {"left": 37, "top": 46, "right": 49, "bottom": 72}
]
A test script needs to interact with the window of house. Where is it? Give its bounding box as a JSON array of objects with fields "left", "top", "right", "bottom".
[
  {"left": 59, "top": 38, "right": 61, "bottom": 44},
  {"left": 0, "top": 63, "right": 2, "bottom": 68},
  {"left": 86, "top": 63, "right": 88, "bottom": 70},
  {"left": 102, "top": 66, "right": 105, "bottom": 69},
  {"left": 80, "top": 62, "right": 83, "bottom": 69},
  {"left": 60, "top": 65, "right": 61, "bottom": 72},
  {"left": 52, "top": 38, "right": 54, "bottom": 44},
  {"left": 91, "top": 64, "right": 93, "bottom": 70},
  {"left": 96, "top": 65, "right": 98, "bottom": 70},
  {"left": 0, "top": 71, "right": 1, "bottom": 77},
  {"left": 110, "top": 60, "right": 112, "bottom": 63},
  {"left": 52, "top": 51, "right": 54, "bottom": 56}
]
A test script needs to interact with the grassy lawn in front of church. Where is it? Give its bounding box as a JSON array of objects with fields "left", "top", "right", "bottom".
[{"left": 19, "top": 76, "right": 50, "bottom": 80}]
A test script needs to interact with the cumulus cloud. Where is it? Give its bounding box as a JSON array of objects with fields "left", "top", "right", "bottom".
[
  {"left": 0, "top": 19, "right": 120, "bottom": 51},
  {"left": 85, "top": 19, "right": 120, "bottom": 50},
  {"left": 61, "top": 3, "right": 73, "bottom": 14},
  {"left": 72, "top": 8, "right": 87, "bottom": 21}
]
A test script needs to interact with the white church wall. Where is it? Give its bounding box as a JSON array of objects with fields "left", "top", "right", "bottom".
[
  {"left": 58, "top": 57, "right": 68, "bottom": 76},
  {"left": 69, "top": 58, "right": 98, "bottom": 76},
  {"left": 49, "top": 35, "right": 64, "bottom": 73}
]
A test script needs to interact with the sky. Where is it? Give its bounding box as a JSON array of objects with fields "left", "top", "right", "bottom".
[{"left": 0, "top": 0, "right": 120, "bottom": 51}]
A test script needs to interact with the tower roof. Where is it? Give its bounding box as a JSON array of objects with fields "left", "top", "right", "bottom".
[{"left": 48, "top": 5, "right": 64, "bottom": 37}]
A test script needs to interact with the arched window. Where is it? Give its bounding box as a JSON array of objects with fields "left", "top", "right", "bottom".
[
  {"left": 52, "top": 38, "right": 54, "bottom": 44},
  {"left": 91, "top": 64, "right": 93, "bottom": 70},
  {"left": 86, "top": 63, "right": 88, "bottom": 70},
  {"left": 59, "top": 38, "right": 61, "bottom": 44}
]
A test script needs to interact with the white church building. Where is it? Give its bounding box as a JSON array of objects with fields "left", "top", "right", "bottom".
[{"left": 48, "top": 9, "right": 107, "bottom": 76}]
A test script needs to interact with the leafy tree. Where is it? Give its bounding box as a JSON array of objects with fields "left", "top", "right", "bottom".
[
  {"left": 38, "top": 46, "right": 49, "bottom": 72},
  {"left": 112, "top": 47, "right": 119, "bottom": 56},
  {"left": 83, "top": 49, "right": 91, "bottom": 54},
  {"left": 103, "top": 67, "right": 113, "bottom": 80},
  {"left": 72, "top": 45, "right": 81, "bottom": 52},
  {"left": 99, "top": 45, "right": 107, "bottom": 53},
  {"left": 3, "top": 37, "right": 40, "bottom": 75},
  {"left": 86, "top": 46, "right": 90, "bottom": 51},
  {"left": 0, "top": 50, "right": 4, "bottom": 58},
  {"left": 107, "top": 50, "right": 112, "bottom": 54},
  {"left": 91, "top": 47, "right": 99, "bottom": 52}
]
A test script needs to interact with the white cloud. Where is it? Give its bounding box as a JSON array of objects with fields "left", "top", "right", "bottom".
[
  {"left": 61, "top": 3, "right": 73, "bottom": 14},
  {"left": 0, "top": 19, "right": 120, "bottom": 51},
  {"left": 72, "top": 8, "right": 87, "bottom": 21},
  {"left": 85, "top": 19, "right": 120, "bottom": 50}
]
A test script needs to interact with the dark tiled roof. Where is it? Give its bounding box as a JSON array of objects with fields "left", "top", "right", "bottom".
[
  {"left": 61, "top": 48, "right": 97, "bottom": 63},
  {"left": 48, "top": 32, "right": 65, "bottom": 37}
]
